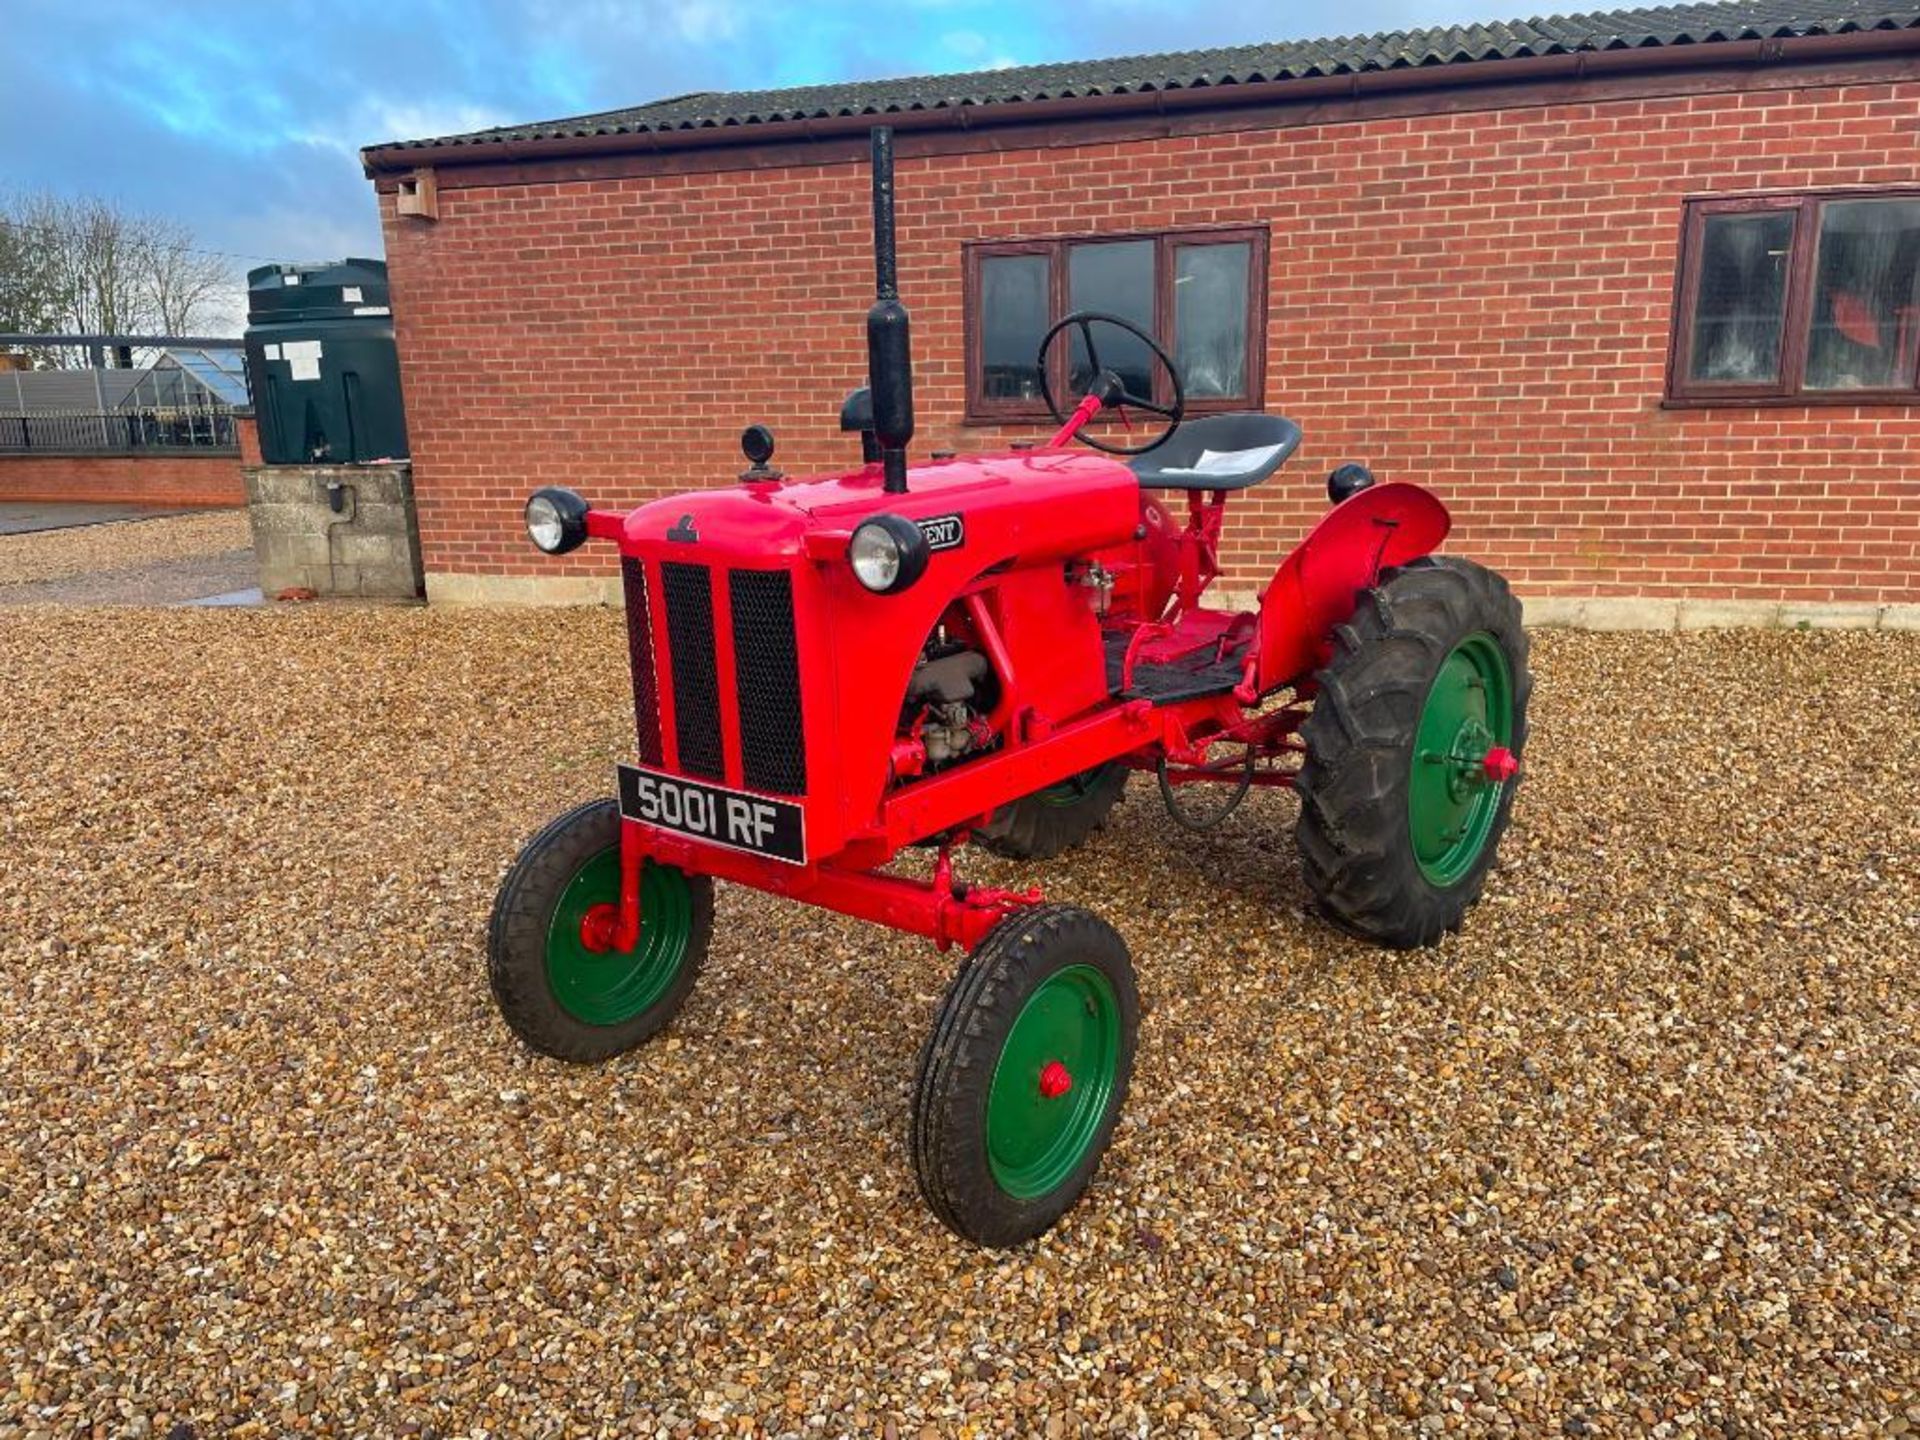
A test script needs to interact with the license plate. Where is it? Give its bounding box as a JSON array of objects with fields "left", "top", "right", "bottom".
[{"left": 616, "top": 764, "right": 807, "bottom": 865}]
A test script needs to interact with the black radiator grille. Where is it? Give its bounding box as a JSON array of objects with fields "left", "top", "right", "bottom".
[
  {"left": 660, "top": 561, "right": 724, "bottom": 780},
  {"left": 729, "top": 568, "right": 807, "bottom": 796},
  {"left": 620, "top": 557, "right": 663, "bottom": 766}
]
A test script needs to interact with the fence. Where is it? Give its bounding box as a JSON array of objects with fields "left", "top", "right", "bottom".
[{"left": 0, "top": 408, "right": 240, "bottom": 455}]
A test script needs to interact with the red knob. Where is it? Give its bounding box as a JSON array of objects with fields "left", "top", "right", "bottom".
[
  {"left": 1038, "top": 1061, "right": 1073, "bottom": 1100},
  {"left": 1481, "top": 746, "right": 1518, "bottom": 783}
]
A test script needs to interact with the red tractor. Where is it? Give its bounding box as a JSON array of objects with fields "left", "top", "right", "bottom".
[{"left": 491, "top": 128, "right": 1531, "bottom": 1247}]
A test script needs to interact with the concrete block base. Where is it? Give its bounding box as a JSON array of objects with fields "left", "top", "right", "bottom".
[
  {"left": 245, "top": 462, "right": 425, "bottom": 600},
  {"left": 416, "top": 572, "right": 1920, "bottom": 634},
  {"left": 1528, "top": 597, "right": 1920, "bottom": 632},
  {"left": 425, "top": 572, "right": 621, "bottom": 607}
]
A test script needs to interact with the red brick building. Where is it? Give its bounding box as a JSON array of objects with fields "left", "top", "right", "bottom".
[{"left": 363, "top": 0, "right": 1920, "bottom": 625}]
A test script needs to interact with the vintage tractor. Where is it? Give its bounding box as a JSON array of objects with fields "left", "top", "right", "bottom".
[{"left": 490, "top": 128, "right": 1531, "bottom": 1247}]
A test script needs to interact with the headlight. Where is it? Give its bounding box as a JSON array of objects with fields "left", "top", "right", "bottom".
[
  {"left": 848, "top": 514, "right": 929, "bottom": 594},
  {"left": 525, "top": 487, "right": 590, "bottom": 555}
]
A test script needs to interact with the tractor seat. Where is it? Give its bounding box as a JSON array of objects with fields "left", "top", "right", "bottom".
[{"left": 1127, "top": 412, "right": 1303, "bottom": 491}]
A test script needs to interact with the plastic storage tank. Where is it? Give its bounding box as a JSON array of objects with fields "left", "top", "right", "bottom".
[{"left": 243, "top": 258, "right": 409, "bottom": 465}]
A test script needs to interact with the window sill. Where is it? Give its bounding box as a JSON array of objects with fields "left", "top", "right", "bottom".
[
  {"left": 961, "top": 397, "right": 1265, "bottom": 427},
  {"left": 1662, "top": 391, "right": 1920, "bottom": 409}
]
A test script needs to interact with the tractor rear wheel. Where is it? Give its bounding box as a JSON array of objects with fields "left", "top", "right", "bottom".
[
  {"left": 975, "top": 764, "right": 1128, "bottom": 860},
  {"left": 488, "top": 797, "right": 714, "bottom": 1061},
  {"left": 1295, "top": 556, "right": 1530, "bottom": 949},
  {"left": 910, "top": 904, "right": 1138, "bottom": 1247}
]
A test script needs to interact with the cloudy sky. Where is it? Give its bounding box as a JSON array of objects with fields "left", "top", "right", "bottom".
[{"left": 5, "top": 0, "right": 1491, "bottom": 328}]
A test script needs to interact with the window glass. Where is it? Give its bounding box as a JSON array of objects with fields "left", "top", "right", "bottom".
[
  {"left": 978, "top": 253, "right": 1050, "bottom": 402},
  {"left": 1174, "top": 242, "right": 1250, "bottom": 398},
  {"left": 1806, "top": 199, "right": 1920, "bottom": 391},
  {"left": 1067, "top": 240, "right": 1156, "bottom": 397},
  {"left": 1688, "top": 211, "right": 1794, "bottom": 385}
]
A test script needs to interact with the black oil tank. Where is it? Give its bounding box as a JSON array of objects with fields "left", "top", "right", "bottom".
[{"left": 243, "top": 258, "right": 409, "bottom": 464}]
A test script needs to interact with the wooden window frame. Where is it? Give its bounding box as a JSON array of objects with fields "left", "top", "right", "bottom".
[
  {"left": 962, "top": 225, "right": 1270, "bottom": 425},
  {"left": 1667, "top": 187, "right": 1920, "bottom": 407}
]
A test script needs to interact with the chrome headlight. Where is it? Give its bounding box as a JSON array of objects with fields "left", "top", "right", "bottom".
[
  {"left": 525, "top": 487, "right": 590, "bottom": 555},
  {"left": 848, "top": 514, "right": 929, "bottom": 594}
]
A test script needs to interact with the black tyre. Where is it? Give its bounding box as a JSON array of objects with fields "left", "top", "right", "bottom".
[
  {"left": 974, "top": 764, "right": 1128, "bottom": 860},
  {"left": 487, "top": 797, "right": 714, "bottom": 1062},
  {"left": 910, "top": 904, "right": 1139, "bottom": 1248},
  {"left": 1295, "top": 556, "right": 1531, "bottom": 949}
]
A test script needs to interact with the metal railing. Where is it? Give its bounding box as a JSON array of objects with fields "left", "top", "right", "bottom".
[{"left": 0, "top": 408, "right": 241, "bottom": 455}]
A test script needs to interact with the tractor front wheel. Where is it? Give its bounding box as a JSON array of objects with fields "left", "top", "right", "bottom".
[
  {"left": 1295, "top": 556, "right": 1531, "bottom": 948},
  {"left": 975, "top": 764, "right": 1128, "bottom": 861},
  {"left": 488, "top": 798, "right": 714, "bottom": 1061},
  {"left": 910, "top": 904, "right": 1139, "bottom": 1247}
]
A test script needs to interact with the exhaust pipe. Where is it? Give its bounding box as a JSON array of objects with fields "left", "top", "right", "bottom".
[{"left": 865, "top": 127, "right": 914, "bottom": 495}]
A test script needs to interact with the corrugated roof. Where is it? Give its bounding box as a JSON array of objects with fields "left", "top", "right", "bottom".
[
  {"left": 367, "top": 0, "right": 1920, "bottom": 155},
  {"left": 0, "top": 369, "right": 141, "bottom": 417}
]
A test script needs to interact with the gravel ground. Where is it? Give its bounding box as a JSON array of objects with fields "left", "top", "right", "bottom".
[
  {"left": 0, "top": 510, "right": 250, "bottom": 590},
  {"left": 1, "top": 604, "right": 1915, "bottom": 1438},
  {"left": 0, "top": 551, "right": 259, "bottom": 608}
]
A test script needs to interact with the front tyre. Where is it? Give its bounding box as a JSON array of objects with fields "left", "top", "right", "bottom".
[
  {"left": 487, "top": 797, "right": 714, "bottom": 1061},
  {"left": 911, "top": 904, "right": 1139, "bottom": 1248},
  {"left": 1295, "top": 556, "right": 1531, "bottom": 949}
]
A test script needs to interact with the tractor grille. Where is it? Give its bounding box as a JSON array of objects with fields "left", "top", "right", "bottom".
[
  {"left": 661, "top": 561, "right": 724, "bottom": 780},
  {"left": 621, "top": 556, "right": 806, "bottom": 796},
  {"left": 620, "top": 557, "right": 663, "bottom": 766},
  {"left": 729, "top": 568, "right": 807, "bottom": 796}
]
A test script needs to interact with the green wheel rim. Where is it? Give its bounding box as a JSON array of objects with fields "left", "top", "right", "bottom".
[
  {"left": 985, "top": 964, "right": 1121, "bottom": 1200},
  {"left": 1408, "top": 631, "right": 1515, "bottom": 887},
  {"left": 545, "top": 851, "right": 695, "bottom": 1026},
  {"left": 1037, "top": 768, "right": 1103, "bottom": 808}
]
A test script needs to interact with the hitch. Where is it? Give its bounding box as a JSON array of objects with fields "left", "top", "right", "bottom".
[{"left": 932, "top": 842, "right": 1042, "bottom": 951}]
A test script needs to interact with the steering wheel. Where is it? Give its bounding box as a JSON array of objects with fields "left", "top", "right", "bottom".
[{"left": 1036, "top": 311, "right": 1185, "bottom": 456}]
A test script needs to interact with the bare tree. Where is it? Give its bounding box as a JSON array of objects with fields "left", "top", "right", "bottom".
[
  {"left": 0, "top": 200, "right": 66, "bottom": 353},
  {"left": 140, "top": 220, "right": 232, "bottom": 335},
  {"left": 43, "top": 195, "right": 151, "bottom": 339},
  {"left": 0, "top": 192, "right": 239, "bottom": 366}
]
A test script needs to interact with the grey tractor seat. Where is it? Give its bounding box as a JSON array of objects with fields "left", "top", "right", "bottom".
[{"left": 1127, "top": 412, "right": 1303, "bottom": 491}]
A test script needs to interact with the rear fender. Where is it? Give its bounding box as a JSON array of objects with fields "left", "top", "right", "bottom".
[{"left": 1252, "top": 482, "right": 1451, "bottom": 692}]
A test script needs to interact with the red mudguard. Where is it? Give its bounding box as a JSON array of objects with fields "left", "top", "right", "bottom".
[{"left": 1252, "top": 482, "right": 1452, "bottom": 692}]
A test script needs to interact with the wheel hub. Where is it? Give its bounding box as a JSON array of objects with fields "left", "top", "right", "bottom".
[
  {"left": 984, "top": 965, "right": 1120, "bottom": 1199},
  {"left": 1038, "top": 1060, "right": 1074, "bottom": 1099},
  {"left": 1423, "top": 721, "right": 1521, "bottom": 802},
  {"left": 545, "top": 854, "right": 694, "bottom": 1026},
  {"left": 1407, "top": 633, "right": 1516, "bottom": 887},
  {"left": 578, "top": 902, "right": 620, "bottom": 953}
]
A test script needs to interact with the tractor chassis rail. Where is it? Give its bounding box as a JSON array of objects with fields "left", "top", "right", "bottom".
[
  {"left": 617, "top": 820, "right": 1042, "bottom": 952},
  {"left": 613, "top": 689, "right": 1316, "bottom": 953}
]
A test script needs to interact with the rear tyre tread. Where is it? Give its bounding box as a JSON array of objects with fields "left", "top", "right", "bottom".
[
  {"left": 975, "top": 764, "right": 1129, "bottom": 861},
  {"left": 1294, "top": 556, "right": 1531, "bottom": 949}
]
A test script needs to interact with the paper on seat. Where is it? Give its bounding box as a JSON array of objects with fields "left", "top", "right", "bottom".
[{"left": 1152, "top": 443, "right": 1289, "bottom": 480}]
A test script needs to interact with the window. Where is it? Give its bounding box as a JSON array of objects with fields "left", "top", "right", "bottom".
[
  {"left": 1670, "top": 191, "right": 1920, "bottom": 404},
  {"left": 964, "top": 228, "right": 1268, "bottom": 421}
]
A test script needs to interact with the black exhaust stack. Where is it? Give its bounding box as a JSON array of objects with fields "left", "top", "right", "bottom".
[{"left": 866, "top": 127, "right": 914, "bottom": 495}]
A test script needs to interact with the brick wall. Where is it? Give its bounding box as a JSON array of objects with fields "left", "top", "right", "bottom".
[
  {"left": 0, "top": 453, "right": 245, "bottom": 508},
  {"left": 237, "top": 413, "right": 263, "bottom": 469},
  {"left": 379, "top": 76, "right": 1920, "bottom": 606}
]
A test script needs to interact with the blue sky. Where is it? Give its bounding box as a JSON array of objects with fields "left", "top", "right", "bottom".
[{"left": 4, "top": 0, "right": 1493, "bottom": 327}]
